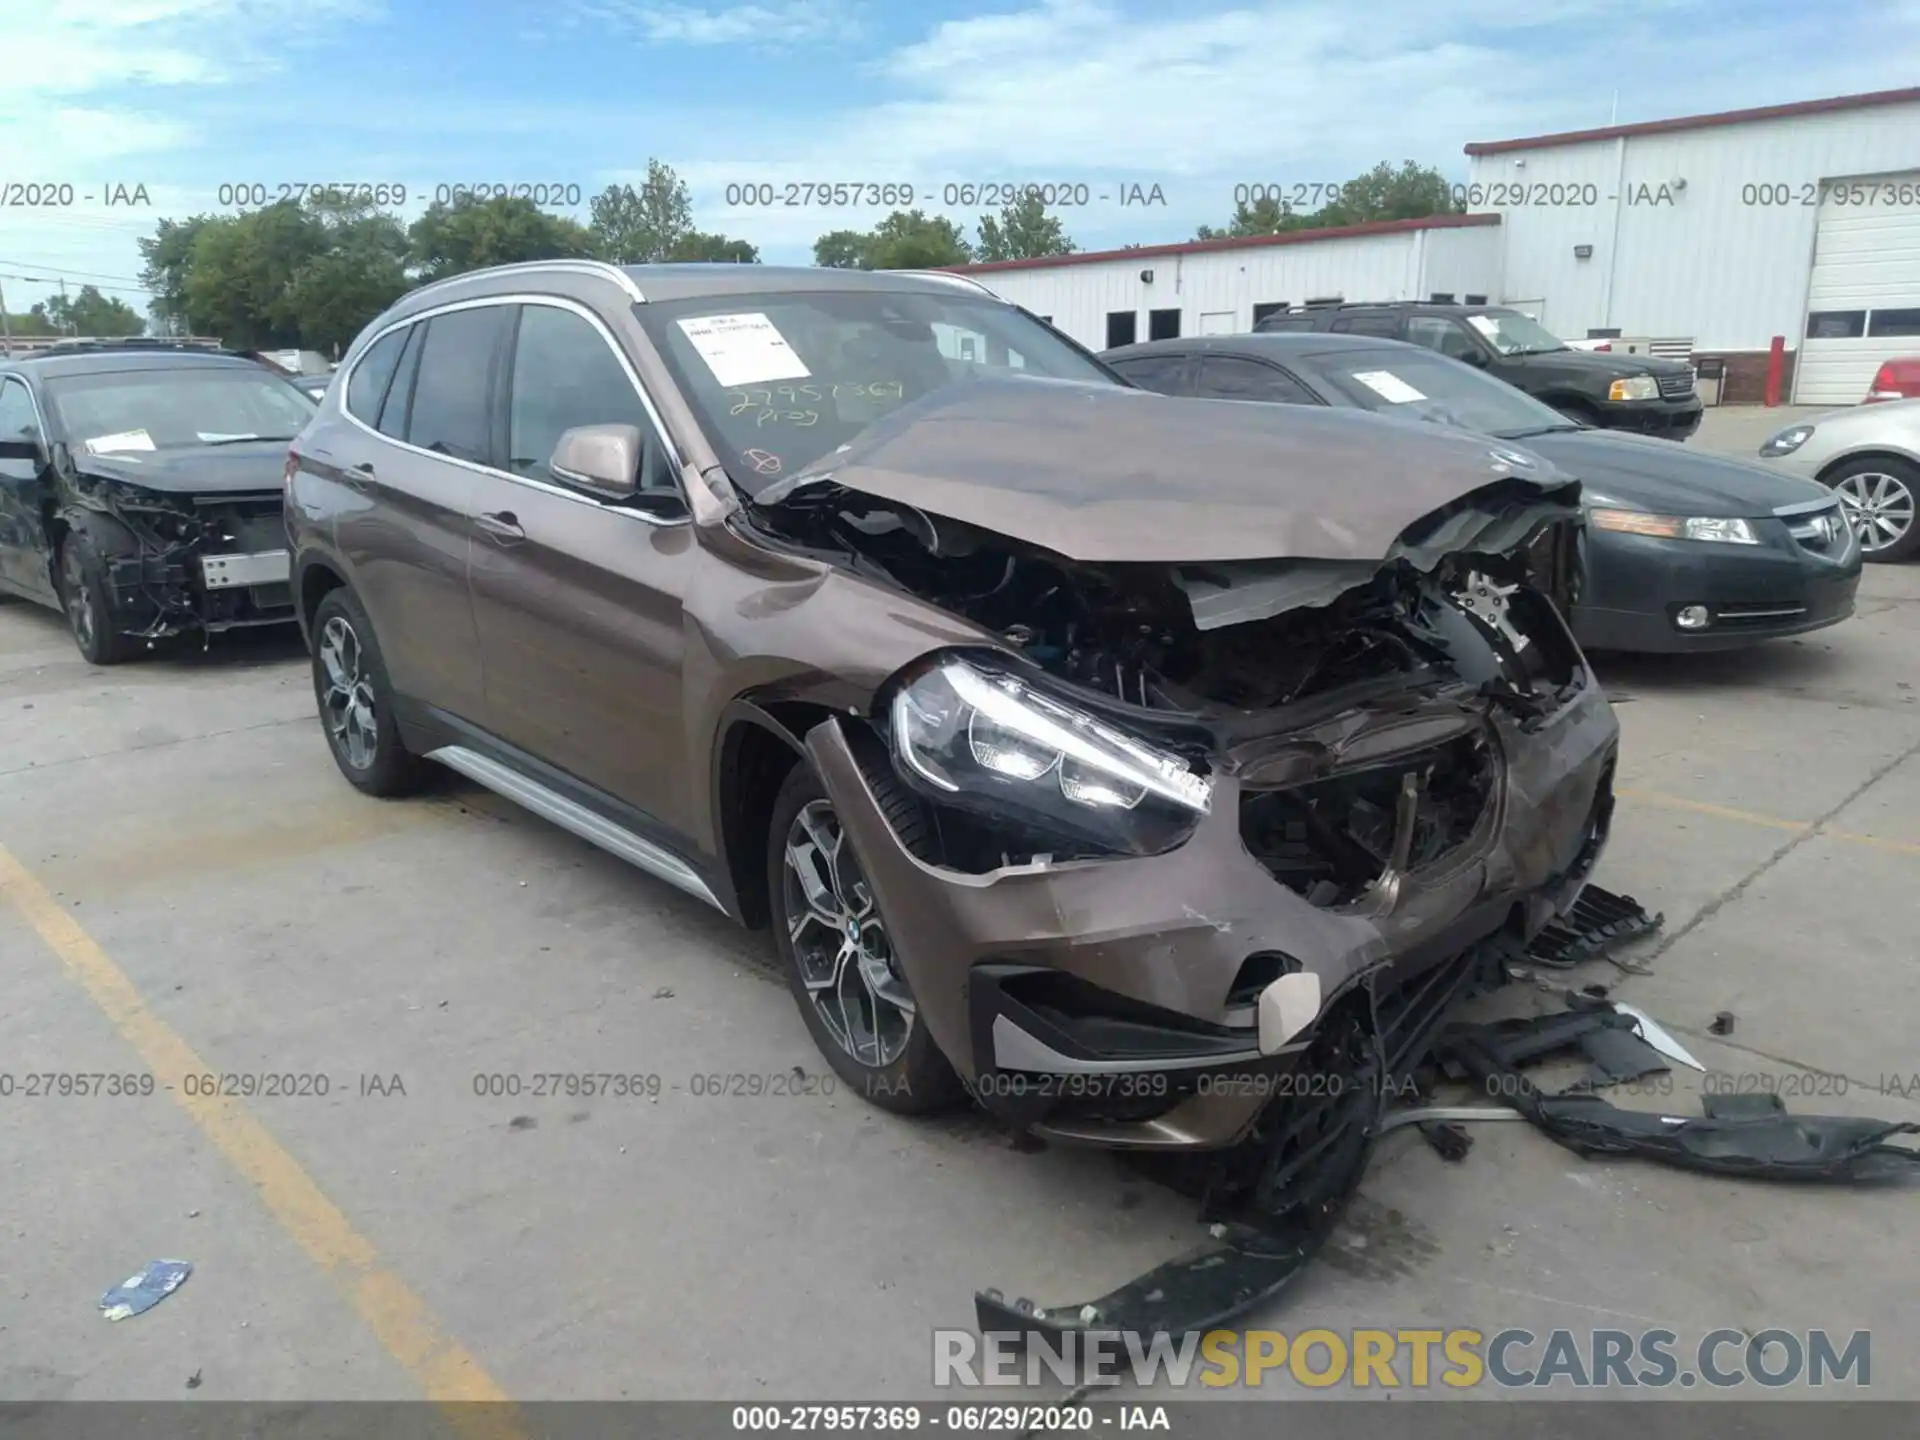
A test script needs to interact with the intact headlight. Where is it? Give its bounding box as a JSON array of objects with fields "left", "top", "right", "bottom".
[
  {"left": 888, "top": 657, "right": 1212, "bottom": 856},
  {"left": 1589, "top": 509, "right": 1760, "bottom": 544},
  {"left": 1608, "top": 376, "right": 1660, "bottom": 402},
  {"left": 1760, "top": 425, "right": 1814, "bottom": 457}
]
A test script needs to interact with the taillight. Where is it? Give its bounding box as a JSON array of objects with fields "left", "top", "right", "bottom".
[
  {"left": 1593, "top": 342, "right": 1611, "bottom": 352},
  {"left": 284, "top": 449, "right": 299, "bottom": 497},
  {"left": 1865, "top": 359, "right": 1920, "bottom": 403}
]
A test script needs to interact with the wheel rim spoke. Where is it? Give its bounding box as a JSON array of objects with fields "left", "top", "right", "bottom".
[
  {"left": 782, "top": 798, "right": 913, "bottom": 1068},
  {"left": 318, "top": 618, "right": 376, "bottom": 767}
]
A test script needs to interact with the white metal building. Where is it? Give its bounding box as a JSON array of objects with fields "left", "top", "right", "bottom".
[
  {"left": 960, "top": 213, "right": 1503, "bottom": 355},
  {"left": 1465, "top": 87, "right": 1920, "bottom": 405},
  {"left": 955, "top": 87, "right": 1920, "bottom": 405}
]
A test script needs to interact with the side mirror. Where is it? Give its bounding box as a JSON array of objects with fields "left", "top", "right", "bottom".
[
  {"left": 549, "top": 424, "right": 642, "bottom": 497},
  {"left": 1460, "top": 349, "right": 1490, "bottom": 368},
  {"left": 0, "top": 437, "right": 44, "bottom": 465}
]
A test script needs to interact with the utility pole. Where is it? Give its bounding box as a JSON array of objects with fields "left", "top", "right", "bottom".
[
  {"left": 59, "top": 276, "right": 71, "bottom": 335},
  {"left": 0, "top": 275, "right": 11, "bottom": 355}
]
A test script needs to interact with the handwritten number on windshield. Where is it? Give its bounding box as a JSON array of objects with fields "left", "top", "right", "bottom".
[{"left": 726, "top": 380, "right": 905, "bottom": 427}]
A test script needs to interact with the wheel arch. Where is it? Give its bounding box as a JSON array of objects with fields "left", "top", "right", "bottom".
[
  {"left": 713, "top": 699, "right": 840, "bottom": 930},
  {"left": 1817, "top": 448, "right": 1920, "bottom": 485}
]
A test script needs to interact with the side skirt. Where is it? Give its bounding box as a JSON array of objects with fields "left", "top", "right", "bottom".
[{"left": 424, "top": 743, "right": 726, "bottom": 914}]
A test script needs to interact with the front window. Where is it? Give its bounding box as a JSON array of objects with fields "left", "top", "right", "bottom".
[
  {"left": 636, "top": 289, "right": 1118, "bottom": 492},
  {"left": 1465, "top": 310, "right": 1569, "bottom": 356},
  {"left": 1312, "top": 348, "right": 1575, "bottom": 439},
  {"left": 45, "top": 367, "right": 317, "bottom": 454}
]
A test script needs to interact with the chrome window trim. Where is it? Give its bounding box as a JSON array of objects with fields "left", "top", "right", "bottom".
[
  {"left": 404, "top": 259, "right": 646, "bottom": 307},
  {"left": 890, "top": 269, "right": 1002, "bottom": 298},
  {"left": 334, "top": 293, "right": 692, "bottom": 528}
]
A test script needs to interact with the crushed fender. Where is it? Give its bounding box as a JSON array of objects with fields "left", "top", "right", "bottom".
[
  {"left": 1499, "top": 883, "right": 1661, "bottom": 968},
  {"left": 1439, "top": 1008, "right": 1920, "bottom": 1182}
]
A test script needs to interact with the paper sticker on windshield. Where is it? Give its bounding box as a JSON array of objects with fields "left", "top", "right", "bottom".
[
  {"left": 1466, "top": 315, "right": 1499, "bottom": 337},
  {"left": 196, "top": 432, "right": 258, "bottom": 443},
  {"left": 84, "top": 429, "right": 155, "bottom": 455},
  {"left": 677, "top": 313, "right": 811, "bottom": 388},
  {"left": 1351, "top": 370, "right": 1427, "bottom": 404}
]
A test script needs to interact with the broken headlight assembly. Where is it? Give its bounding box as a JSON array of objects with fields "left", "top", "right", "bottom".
[{"left": 887, "top": 657, "right": 1213, "bottom": 857}]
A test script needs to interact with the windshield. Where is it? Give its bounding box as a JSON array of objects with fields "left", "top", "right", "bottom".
[
  {"left": 45, "top": 367, "right": 317, "bottom": 453},
  {"left": 1311, "top": 347, "right": 1578, "bottom": 439},
  {"left": 1466, "top": 310, "right": 1569, "bottom": 356},
  {"left": 637, "top": 289, "right": 1118, "bottom": 492}
]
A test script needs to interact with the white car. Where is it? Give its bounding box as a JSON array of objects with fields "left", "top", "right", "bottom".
[{"left": 1758, "top": 397, "right": 1920, "bottom": 561}]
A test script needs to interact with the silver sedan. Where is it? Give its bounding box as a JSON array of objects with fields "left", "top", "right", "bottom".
[{"left": 1757, "top": 398, "right": 1920, "bottom": 562}]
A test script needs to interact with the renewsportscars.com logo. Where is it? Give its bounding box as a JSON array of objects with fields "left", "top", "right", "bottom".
[{"left": 934, "top": 1327, "right": 1872, "bottom": 1391}]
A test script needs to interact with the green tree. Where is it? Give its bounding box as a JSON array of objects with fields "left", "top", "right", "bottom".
[
  {"left": 41, "top": 285, "right": 146, "bottom": 336},
  {"left": 975, "top": 192, "right": 1075, "bottom": 262},
  {"left": 1, "top": 307, "right": 58, "bottom": 338},
  {"left": 138, "top": 215, "right": 217, "bottom": 331},
  {"left": 588, "top": 161, "right": 693, "bottom": 263},
  {"left": 667, "top": 231, "right": 759, "bottom": 263},
  {"left": 1314, "top": 161, "right": 1462, "bottom": 226},
  {"left": 180, "top": 202, "right": 317, "bottom": 347},
  {"left": 811, "top": 210, "right": 972, "bottom": 270},
  {"left": 277, "top": 199, "right": 411, "bottom": 352},
  {"left": 812, "top": 228, "right": 873, "bottom": 268},
  {"left": 1194, "top": 162, "right": 1462, "bottom": 240},
  {"left": 408, "top": 193, "right": 595, "bottom": 283}
]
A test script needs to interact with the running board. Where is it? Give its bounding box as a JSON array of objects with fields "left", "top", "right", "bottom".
[{"left": 426, "top": 745, "right": 723, "bottom": 912}]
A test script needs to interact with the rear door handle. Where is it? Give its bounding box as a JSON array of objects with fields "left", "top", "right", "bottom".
[
  {"left": 343, "top": 461, "right": 375, "bottom": 491},
  {"left": 475, "top": 510, "right": 526, "bottom": 543}
]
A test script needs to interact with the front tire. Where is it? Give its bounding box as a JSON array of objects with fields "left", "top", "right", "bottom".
[
  {"left": 767, "top": 762, "right": 962, "bottom": 1115},
  {"left": 309, "top": 587, "right": 428, "bottom": 796},
  {"left": 57, "top": 534, "right": 138, "bottom": 665},
  {"left": 1826, "top": 456, "right": 1920, "bottom": 562}
]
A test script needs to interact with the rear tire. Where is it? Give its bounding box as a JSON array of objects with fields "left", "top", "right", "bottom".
[
  {"left": 57, "top": 533, "right": 139, "bottom": 665},
  {"left": 1825, "top": 456, "right": 1920, "bottom": 563},
  {"left": 309, "top": 587, "right": 429, "bottom": 796},
  {"left": 767, "top": 761, "right": 963, "bottom": 1116}
]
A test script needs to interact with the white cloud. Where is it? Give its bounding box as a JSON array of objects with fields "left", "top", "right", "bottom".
[{"left": 557, "top": 0, "right": 864, "bottom": 45}]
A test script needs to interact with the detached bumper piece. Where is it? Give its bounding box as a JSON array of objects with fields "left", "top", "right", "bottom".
[
  {"left": 1440, "top": 1009, "right": 1920, "bottom": 1182},
  {"left": 1500, "top": 883, "right": 1661, "bottom": 968},
  {"left": 974, "top": 948, "right": 1492, "bottom": 1351}
]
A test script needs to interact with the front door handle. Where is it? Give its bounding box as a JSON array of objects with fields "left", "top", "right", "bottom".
[{"left": 475, "top": 510, "right": 526, "bottom": 543}]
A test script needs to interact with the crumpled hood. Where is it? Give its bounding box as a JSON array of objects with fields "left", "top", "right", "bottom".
[
  {"left": 71, "top": 441, "right": 289, "bottom": 495},
  {"left": 1525, "top": 428, "right": 1831, "bottom": 517},
  {"left": 767, "top": 377, "right": 1578, "bottom": 564}
]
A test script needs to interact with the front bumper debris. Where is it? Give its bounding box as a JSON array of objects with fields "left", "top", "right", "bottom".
[
  {"left": 1496, "top": 883, "right": 1661, "bottom": 969},
  {"left": 1439, "top": 1004, "right": 1920, "bottom": 1181},
  {"left": 973, "top": 943, "right": 1495, "bottom": 1348}
]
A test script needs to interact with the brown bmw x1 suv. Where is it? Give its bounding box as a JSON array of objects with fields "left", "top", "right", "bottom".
[{"left": 286, "top": 259, "right": 1620, "bottom": 1153}]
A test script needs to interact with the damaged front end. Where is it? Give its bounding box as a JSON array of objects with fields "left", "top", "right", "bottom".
[
  {"left": 769, "top": 459, "right": 1616, "bottom": 1153},
  {"left": 59, "top": 463, "right": 295, "bottom": 642}
]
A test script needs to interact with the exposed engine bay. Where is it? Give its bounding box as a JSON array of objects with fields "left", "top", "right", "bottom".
[
  {"left": 755, "top": 482, "right": 1582, "bottom": 724},
  {"left": 61, "top": 468, "right": 294, "bottom": 639}
]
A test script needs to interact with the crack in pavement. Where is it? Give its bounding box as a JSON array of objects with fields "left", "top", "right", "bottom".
[{"left": 0, "top": 713, "right": 311, "bottom": 780}]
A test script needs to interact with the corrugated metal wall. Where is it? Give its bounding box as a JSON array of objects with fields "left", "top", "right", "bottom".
[
  {"left": 969, "top": 226, "right": 1502, "bottom": 350},
  {"left": 1468, "top": 102, "right": 1920, "bottom": 350}
]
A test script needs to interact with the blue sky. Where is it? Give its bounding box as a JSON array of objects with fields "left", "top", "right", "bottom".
[{"left": 2, "top": 0, "right": 1915, "bottom": 319}]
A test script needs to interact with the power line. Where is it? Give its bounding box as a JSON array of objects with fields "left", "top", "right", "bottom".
[
  {"left": 0, "top": 272, "right": 157, "bottom": 299},
  {"left": 0, "top": 260, "right": 151, "bottom": 285}
]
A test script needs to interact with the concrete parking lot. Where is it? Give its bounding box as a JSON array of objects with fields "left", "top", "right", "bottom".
[{"left": 3, "top": 404, "right": 1916, "bottom": 1409}]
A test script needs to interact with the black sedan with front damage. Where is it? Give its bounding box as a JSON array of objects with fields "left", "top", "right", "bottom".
[
  {"left": 1106, "top": 333, "right": 1863, "bottom": 653},
  {"left": 0, "top": 346, "right": 314, "bottom": 662}
]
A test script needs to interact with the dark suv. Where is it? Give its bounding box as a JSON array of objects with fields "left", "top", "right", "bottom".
[
  {"left": 0, "top": 345, "right": 313, "bottom": 661},
  {"left": 286, "top": 259, "right": 1620, "bottom": 1155},
  {"left": 1255, "top": 302, "right": 1703, "bottom": 440}
]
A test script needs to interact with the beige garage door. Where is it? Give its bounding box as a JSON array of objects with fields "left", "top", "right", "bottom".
[{"left": 1795, "top": 172, "right": 1920, "bottom": 406}]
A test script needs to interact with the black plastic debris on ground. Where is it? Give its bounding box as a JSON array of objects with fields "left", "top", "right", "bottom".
[
  {"left": 1499, "top": 884, "right": 1662, "bottom": 969},
  {"left": 973, "top": 947, "right": 1494, "bottom": 1352},
  {"left": 1438, "top": 1008, "right": 1920, "bottom": 1183}
]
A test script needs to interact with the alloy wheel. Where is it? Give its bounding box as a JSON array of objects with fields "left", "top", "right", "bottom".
[
  {"left": 318, "top": 615, "right": 380, "bottom": 770},
  {"left": 1834, "top": 471, "right": 1915, "bottom": 553},
  {"left": 61, "top": 545, "right": 96, "bottom": 652},
  {"left": 782, "top": 798, "right": 915, "bottom": 1068}
]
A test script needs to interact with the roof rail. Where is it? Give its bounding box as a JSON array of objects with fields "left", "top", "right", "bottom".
[
  {"left": 891, "top": 269, "right": 1001, "bottom": 297},
  {"left": 405, "top": 258, "right": 647, "bottom": 304},
  {"left": 29, "top": 339, "right": 241, "bottom": 358}
]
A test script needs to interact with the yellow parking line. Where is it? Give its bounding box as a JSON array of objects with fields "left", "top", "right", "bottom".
[
  {"left": 1618, "top": 787, "right": 1920, "bottom": 858},
  {"left": 0, "top": 844, "right": 525, "bottom": 1439}
]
